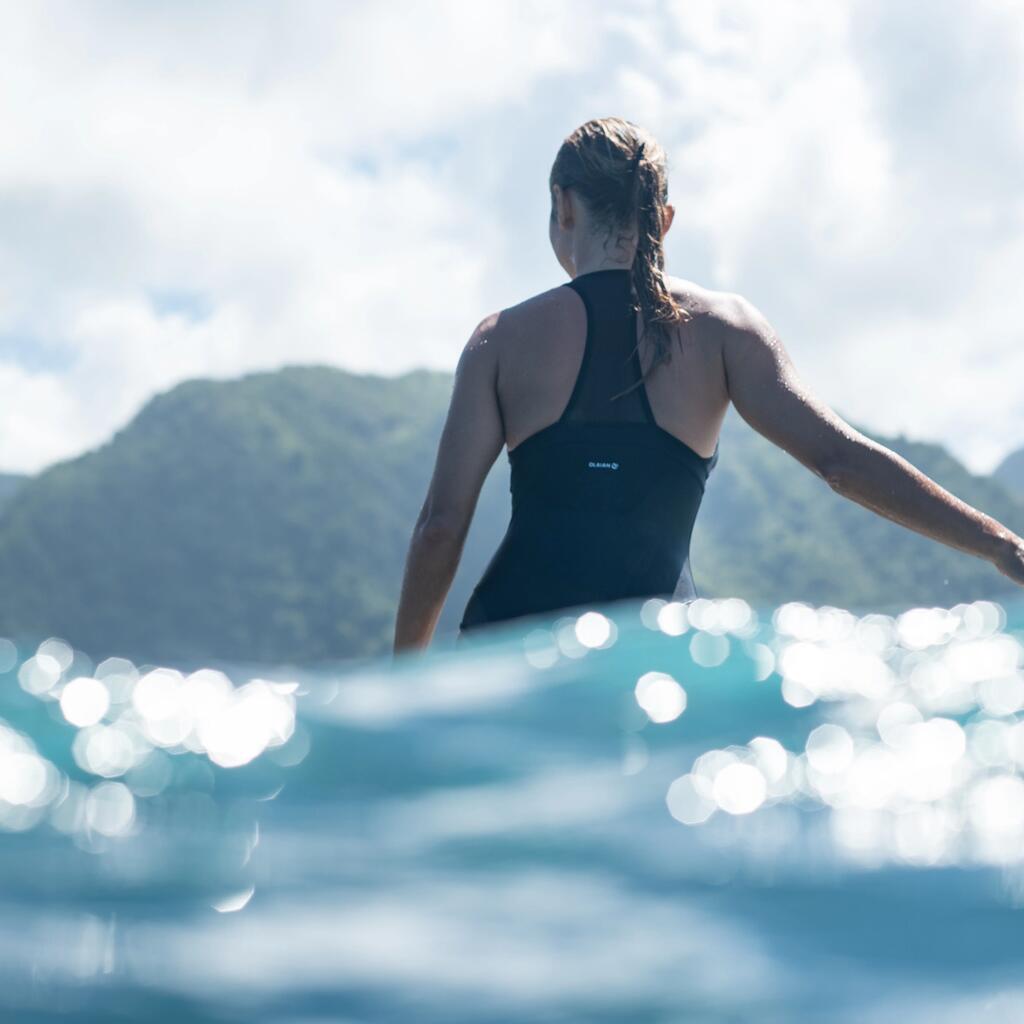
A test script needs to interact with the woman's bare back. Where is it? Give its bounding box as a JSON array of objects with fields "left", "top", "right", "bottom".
[{"left": 496, "top": 273, "right": 730, "bottom": 461}]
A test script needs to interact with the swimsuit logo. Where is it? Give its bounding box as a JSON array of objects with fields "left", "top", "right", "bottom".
[{"left": 587, "top": 460, "right": 619, "bottom": 470}]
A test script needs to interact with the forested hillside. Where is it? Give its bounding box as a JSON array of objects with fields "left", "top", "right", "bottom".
[{"left": 0, "top": 366, "right": 1018, "bottom": 665}]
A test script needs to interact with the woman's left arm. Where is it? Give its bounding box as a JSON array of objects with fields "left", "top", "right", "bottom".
[{"left": 393, "top": 313, "right": 505, "bottom": 654}]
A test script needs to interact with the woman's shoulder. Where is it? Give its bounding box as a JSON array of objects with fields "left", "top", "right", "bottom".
[{"left": 663, "top": 274, "right": 737, "bottom": 320}]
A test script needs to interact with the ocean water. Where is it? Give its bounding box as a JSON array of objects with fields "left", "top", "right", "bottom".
[{"left": 3, "top": 593, "right": 1024, "bottom": 1023}]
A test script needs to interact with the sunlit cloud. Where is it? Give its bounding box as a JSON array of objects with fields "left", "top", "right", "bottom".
[{"left": 0, "top": 1, "right": 1019, "bottom": 473}]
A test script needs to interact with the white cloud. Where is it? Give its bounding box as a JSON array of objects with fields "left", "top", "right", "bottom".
[
  {"left": 0, "top": 0, "right": 1021, "bottom": 474},
  {"left": 0, "top": 1, "right": 593, "bottom": 471}
]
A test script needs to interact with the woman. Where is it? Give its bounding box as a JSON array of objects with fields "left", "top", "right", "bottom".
[{"left": 393, "top": 117, "right": 1024, "bottom": 653}]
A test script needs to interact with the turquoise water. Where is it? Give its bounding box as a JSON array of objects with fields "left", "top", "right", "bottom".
[{"left": 3, "top": 593, "right": 1024, "bottom": 1022}]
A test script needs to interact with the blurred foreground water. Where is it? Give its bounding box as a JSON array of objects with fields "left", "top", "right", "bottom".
[{"left": 3, "top": 594, "right": 1024, "bottom": 1023}]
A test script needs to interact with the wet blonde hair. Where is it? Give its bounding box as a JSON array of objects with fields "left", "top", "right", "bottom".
[{"left": 549, "top": 116, "right": 690, "bottom": 399}]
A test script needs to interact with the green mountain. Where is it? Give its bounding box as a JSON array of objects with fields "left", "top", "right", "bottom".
[
  {"left": 0, "top": 472, "right": 25, "bottom": 512},
  {"left": 994, "top": 446, "right": 1024, "bottom": 498},
  {"left": 0, "top": 366, "right": 1020, "bottom": 666},
  {"left": 0, "top": 367, "right": 457, "bottom": 665}
]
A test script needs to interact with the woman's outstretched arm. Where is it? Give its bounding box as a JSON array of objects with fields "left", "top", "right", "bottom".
[{"left": 718, "top": 293, "right": 1024, "bottom": 587}]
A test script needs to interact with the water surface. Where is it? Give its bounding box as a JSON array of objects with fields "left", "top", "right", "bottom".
[{"left": 3, "top": 594, "right": 1024, "bottom": 1022}]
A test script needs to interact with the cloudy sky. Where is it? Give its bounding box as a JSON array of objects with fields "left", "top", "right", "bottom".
[{"left": 1, "top": 0, "right": 1022, "bottom": 476}]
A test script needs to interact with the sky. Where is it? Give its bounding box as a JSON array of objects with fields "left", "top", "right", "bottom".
[{"left": 0, "top": 0, "right": 1022, "bottom": 476}]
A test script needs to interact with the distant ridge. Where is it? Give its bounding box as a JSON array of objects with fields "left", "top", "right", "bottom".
[
  {"left": 0, "top": 365, "right": 1019, "bottom": 665},
  {"left": 0, "top": 473, "right": 25, "bottom": 513},
  {"left": 994, "top": 445, "right": 1024, "bottom": 498}
]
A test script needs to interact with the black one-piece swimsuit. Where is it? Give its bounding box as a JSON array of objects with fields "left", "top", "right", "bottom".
[{"left": 458, "top": 268, "right": 718, "bottom": 638}]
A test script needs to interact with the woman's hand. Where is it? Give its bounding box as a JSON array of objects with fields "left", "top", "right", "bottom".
[{"left": 993, "top": 534, "right": 1024, "bottom": 586}]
